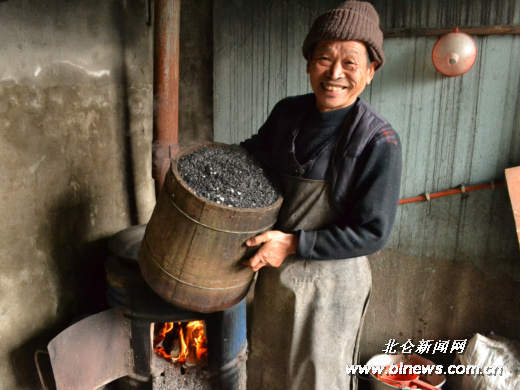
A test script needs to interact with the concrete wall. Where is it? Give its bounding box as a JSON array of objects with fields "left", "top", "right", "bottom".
[
  {"left": 213, "top": 0, "right": 520, "bottom": 377},
  {"left": 0, "top": 1, "right": 213, "bottom": 388}
]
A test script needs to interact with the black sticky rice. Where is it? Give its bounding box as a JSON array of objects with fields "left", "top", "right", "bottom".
[{"left": 178, "top": 145, "right": 280, "bottom": 208}]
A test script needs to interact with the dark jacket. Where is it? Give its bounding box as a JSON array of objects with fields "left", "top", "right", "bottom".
[{"left": 241, "top": 94, "right": 402, "bottom": 260}]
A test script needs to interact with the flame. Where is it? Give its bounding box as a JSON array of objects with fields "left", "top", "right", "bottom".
[
  {"left": 153, "top": 321, "right": 208, "bottom": 365},
  {"left": 187, "top": 321, "right": 208, "bottom": 360}
]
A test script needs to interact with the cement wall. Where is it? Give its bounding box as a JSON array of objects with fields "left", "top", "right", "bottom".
[{"left": 0, "top": 1, "right": 212, "bottom": 388}]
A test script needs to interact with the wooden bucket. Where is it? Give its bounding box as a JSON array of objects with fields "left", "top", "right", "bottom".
[{"left": 139, "top": 143, "right": 283, "bottom": 313}]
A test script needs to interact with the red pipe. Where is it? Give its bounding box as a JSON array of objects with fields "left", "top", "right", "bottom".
[
  {"left": 153, "top": 0, "right": 181, "bottom": 197},
  {"left": 399, "top": 181, "right": 505, "bottom": 204}
]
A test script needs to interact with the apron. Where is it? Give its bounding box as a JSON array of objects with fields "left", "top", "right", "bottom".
[{"left": 247, "top": 173, "right": 372, "bottom": 390}]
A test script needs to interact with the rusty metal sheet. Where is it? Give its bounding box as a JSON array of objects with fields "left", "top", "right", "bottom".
[{"left": 48, "top": 308, "right": 134, "bottom": 390}]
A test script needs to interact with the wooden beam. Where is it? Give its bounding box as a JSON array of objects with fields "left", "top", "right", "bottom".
[
  {"left": 505, "top": 167, "right": 520, "bottom": 250},
  {"left": 383, "top": 25, "right": 520, "bottom": 38}
]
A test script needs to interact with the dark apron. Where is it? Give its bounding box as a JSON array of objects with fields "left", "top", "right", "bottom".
[{"left": 247, "top": 174, "right": 372, "bottom": 390}]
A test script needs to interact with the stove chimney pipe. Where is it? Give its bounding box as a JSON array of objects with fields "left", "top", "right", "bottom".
[{"left": 152, "top": 0, "right": 181, "bottom": 197}]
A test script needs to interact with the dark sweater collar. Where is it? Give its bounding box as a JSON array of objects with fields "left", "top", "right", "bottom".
[{"left": 305, "top": 96, "right": 356, "bottom": 128}]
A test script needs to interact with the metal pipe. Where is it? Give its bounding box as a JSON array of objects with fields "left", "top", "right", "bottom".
[
  {"left": 153, "top": 0, "right": 181, "bottom": 197},
  {"left": 398, "top": 181, "right": 504, "bottom": 205},
  {"left": 206, "top": 299, "right": 247, "bottom": 389}
]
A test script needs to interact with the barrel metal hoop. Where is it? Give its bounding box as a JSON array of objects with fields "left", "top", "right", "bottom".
[
  {"left": 168, "top": 195, "right": 272, "bottom": 234},
  {"left": 144, "top": 239, "right": 253, "bottom": 291}
]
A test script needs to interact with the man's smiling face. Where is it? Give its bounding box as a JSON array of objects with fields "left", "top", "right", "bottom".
[{"left": 307, "top": 40, "right": 377, "bottom": 112}]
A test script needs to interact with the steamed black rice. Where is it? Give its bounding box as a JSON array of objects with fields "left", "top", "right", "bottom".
[{"left": 178, "top": 145, "right": 279, "bottom": 208}]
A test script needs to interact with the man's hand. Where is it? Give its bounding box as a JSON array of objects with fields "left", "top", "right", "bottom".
[{"left": 243, "top": 231, "right": 298, "bottom": 272}]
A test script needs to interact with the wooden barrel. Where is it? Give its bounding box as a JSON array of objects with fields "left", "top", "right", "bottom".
[{"left": 139, "top": 143, "right": 283, "bottom": 313}]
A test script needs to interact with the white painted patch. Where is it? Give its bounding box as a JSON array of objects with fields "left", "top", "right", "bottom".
[
  {"left": 60, "top": 60, "right": 110, "bottom": 78},
  {"left": 29, "top": 155, "right": 46, "bottom": 174}
]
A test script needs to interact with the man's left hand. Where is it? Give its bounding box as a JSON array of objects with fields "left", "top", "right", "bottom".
[{"left": 242, "top": 230, "right": 298, "bottom": 272}]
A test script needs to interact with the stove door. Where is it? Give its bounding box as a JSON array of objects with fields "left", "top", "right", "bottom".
[{"left": 48, "top": 308, "right": 134, "bottom": 390}]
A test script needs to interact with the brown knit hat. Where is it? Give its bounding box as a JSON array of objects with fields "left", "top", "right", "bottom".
[{"left": 302, "top": 0, "right": 385, "bottom": 70}]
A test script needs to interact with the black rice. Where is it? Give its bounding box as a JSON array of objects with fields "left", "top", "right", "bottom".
[{"left": 178, "top": 145, "right": 280, "bottom": 208}]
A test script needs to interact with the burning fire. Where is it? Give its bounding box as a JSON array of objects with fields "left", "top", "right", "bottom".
[{"left": 154, "top": 321, "right": 208, "bottom": 365}]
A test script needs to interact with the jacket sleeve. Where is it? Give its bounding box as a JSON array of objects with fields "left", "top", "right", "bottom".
[
  {"left": 240, "top": 99, "right": 288, "bottom": 171},
  {"left": 296, "top": 131, "right": 402, "bottom": 260}
]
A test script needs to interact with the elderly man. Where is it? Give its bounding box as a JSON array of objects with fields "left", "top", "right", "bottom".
[{"left": 241, "top": 1, "right": 402, "bottom": 389}]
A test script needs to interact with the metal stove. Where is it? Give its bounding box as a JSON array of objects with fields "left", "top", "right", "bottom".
[{"left": 47, "top": 225, "right": 247, "bottom": 390}]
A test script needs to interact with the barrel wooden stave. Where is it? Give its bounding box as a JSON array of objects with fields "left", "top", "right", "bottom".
[{"left": 139, "top": 143, "right": 282, "bottom": 313}]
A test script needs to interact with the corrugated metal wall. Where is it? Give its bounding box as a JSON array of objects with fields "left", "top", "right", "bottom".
[
  {"left": 214, "top": 0, "right": 520, "bottom": 368},
  {"left": 366, "top": 33, "right": 520, "bottom": 261}
]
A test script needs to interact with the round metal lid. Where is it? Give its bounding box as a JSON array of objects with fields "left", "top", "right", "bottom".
[{"left": 107, "top": 224, "right": 146, "bottom": 263}]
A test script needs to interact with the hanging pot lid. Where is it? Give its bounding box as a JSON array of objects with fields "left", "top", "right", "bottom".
[{"left": 432, "top": 27, "right": 477, "bottom": 77}]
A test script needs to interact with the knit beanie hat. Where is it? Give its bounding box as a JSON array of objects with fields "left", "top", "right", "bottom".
[{"left": 302, "top": 0, "right": 385, "bottom": 70}]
